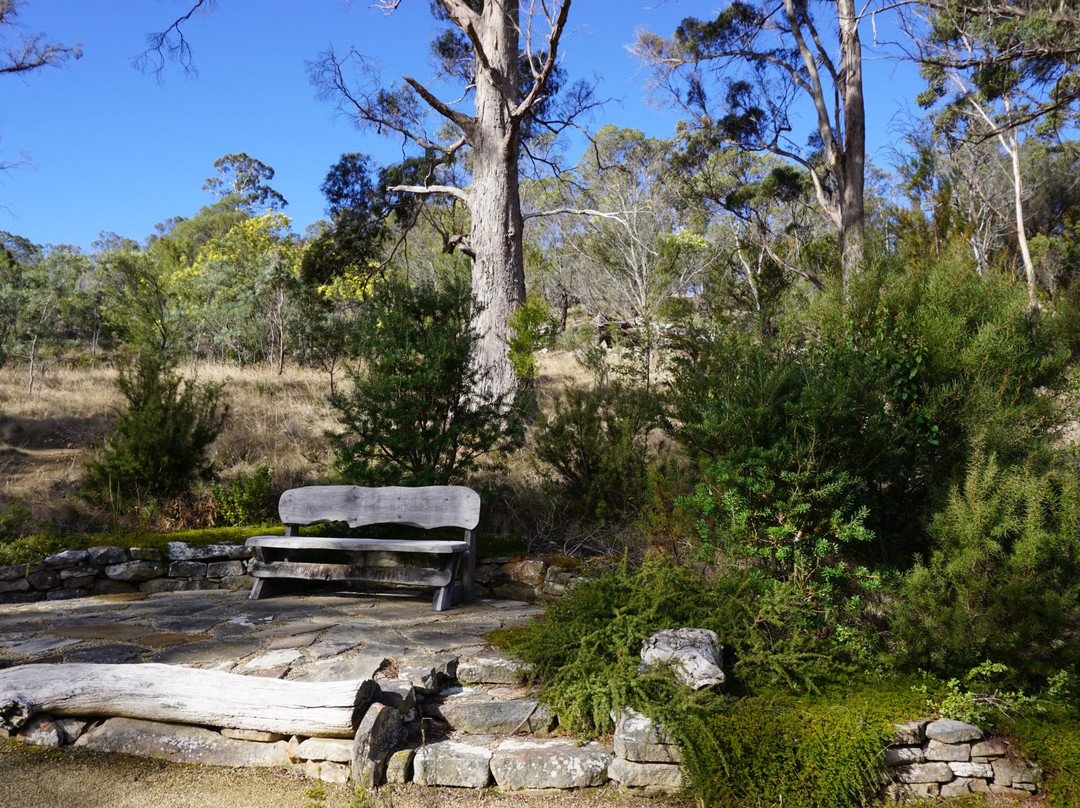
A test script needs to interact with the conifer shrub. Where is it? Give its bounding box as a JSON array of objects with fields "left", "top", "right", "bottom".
[
  {"left": 891, "top": 452, "right": 1080, "bottom": 683},
  {"left": 327, "top": 276, "right": 523, "bottom": 486},
  {"left": 667, "top": 254, "right": 1076, "bottom": 561},
  {"left": 83, "top": 351, "right": 228, "bottom": 510}
]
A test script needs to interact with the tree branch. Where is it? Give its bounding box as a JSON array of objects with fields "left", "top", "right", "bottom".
[
  {"left": 389, "top": 183, "right": 471, "bottom": 205},
  {"left": 402, "top": 75, "right": 476, "bottom": 139}
]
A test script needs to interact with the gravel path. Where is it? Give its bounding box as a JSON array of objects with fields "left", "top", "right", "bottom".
[{"left": 0, "top": 741, "right": 685, "bottom": 808}]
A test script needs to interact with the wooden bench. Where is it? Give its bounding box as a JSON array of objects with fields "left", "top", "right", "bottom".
[{"left": 245, "top": 485, "right": 480, "bottom": 611}]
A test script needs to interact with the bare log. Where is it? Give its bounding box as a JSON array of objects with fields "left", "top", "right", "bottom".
[{"left": 0, "top": 663, "right": 377, "bottom": 738}]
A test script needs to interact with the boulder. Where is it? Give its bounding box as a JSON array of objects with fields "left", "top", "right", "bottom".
[
  {"left": 304, "top": 760, "right": 351, "bottom": 785},
  {"left": 44, "top": 550, "right": 89, "bottom": 567},
  {"left": 490, "top": 738, "right": 611, "bottom": 790},
  {"left": 105, "top": 561, "right": 165, "bottom": 582},
  {"left": 613, "top": 708, "right": 681, "bottom": 764},
  {"left": 640, "top": 628, "right": 724, "bottom": 690},
  {"left": 17, "top": 714, "right": 64, "bottom": 747},
  {"left": 433, "top": 699, "right": 553, "bottom": 735},
  {"left": 87, "top": 546, "right": 128, "bottom": 565},
  {"left": 295, "top": 737, "right": 353, "bottom": 763},
  {"left": 456, "top": 653, "right": 525, "bottom": 685},
  {"left": 893, "top": 762, "right": 955, "bottom": 784}
]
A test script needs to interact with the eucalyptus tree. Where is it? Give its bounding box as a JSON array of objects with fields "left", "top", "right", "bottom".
[
  {"left": 634, "top": 0, "right": 868, "bottom": 290},
  {"left": 541, "top": 126, "right": 712, "bottom": 386},
  {"left": 148, "top": 0, "right": 584, "bottom": 405}
]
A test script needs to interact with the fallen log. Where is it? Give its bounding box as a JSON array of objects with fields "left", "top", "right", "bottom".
[{"left": 0, "top": 663, "right": 377, "bottom": 738}]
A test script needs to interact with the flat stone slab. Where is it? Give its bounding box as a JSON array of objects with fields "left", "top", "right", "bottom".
[
  {"left": 608, "top": 756, "right": 683, "bottom": 791},
  {"left": 457, "top": 652, "right": 526, "bottom": 684},
  {"left": 293, "top": 737, "right": 353, "bottom": 763},
  {"left": 62, "top": 643, "right": 147, "bottom": 664},
  {"left": 413, "top": 740, "right": 492, "bottom": 788},
  {"left": 491, "top": 738, "right": 611, "bottom": 790},
  {"left": 74, "top": 717, "right": 292, "bottom": 767},
  {"left": 925, "top": 718, "right": 982, "bottom": 744},
  {"left": 435, "top": 698, "right": 553, "bottom": 735},
  {"left": 613, "top": 708, "right": 681, "bottom": 764},
  {"left": 290, "top": 654, "right": 387, "bottom": 683}
]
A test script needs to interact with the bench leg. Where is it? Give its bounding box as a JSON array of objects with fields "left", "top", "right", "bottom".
[
  {"left": 431, "top": 554, "right": 463, "bottom": 612},
  {"left": 249, "top": 578, "right": 275, "bottom": 600}
]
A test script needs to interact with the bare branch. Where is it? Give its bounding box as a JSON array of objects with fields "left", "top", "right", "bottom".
[
  {"left": 0, "top": 0, "right": 81, "bottom": 75},
  {"left": 514, "top": 0, "right": 571, "bottom": 118},
  {"left": 135, "top": 0, "right": 213, "bottom": 76}
]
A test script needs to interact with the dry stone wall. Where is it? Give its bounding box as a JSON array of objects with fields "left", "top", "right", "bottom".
[
  {"left": 0, "top": 543, "right": 584, "bottom": 605},
  {"left": 885, "top": 718, "right": 1042, "bottom": 800}
]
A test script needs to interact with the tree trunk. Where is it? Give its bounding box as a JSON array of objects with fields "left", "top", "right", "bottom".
[
  {"left": 837, "top": 0, "right": 865, "bottom": 290},
  {"left": 467, "top": 0, "right": 525, "bottom": 406},
  {"left": 1005, "top": 131, "right": 1039, "bottom": 311},
  {"left": 0, "top": 663, "right": 377, "bottom": 738}
]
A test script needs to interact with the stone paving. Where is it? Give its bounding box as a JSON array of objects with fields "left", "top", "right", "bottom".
[
  {"left": 0, "top": 588, "right": 543, "bottom": 677},
  {"left": 0, "top": 588, "right": 688, "bottom": 793}
]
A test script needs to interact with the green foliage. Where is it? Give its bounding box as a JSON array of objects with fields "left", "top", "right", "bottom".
[
  {"left": 0, "top": 502, "right": 32, "bottom": 542},
  {"left": 532, "top": 371, "right": 662, "bottom": 522},
  {"left": 1012, "top": 714, "right": 1080, "bottom": 808},
  {"left": 892, "top": 452, "right": 1080, "bottom": 682},
  {"left": 83, "top": 352, "right": 228, "bottom": 509},
  {"left": 211, "top": 463, "right": 274, "bottom": 527},
  {"left": 673, "top": 693, "right": 891, "bottom": 808},
  {"left": 497, "top": 557, "right": 918, "bottom": 808},
  {"left": 328, "top": 276, "right": 523, "bottom": 486},
  {"left": 499, "top": 557, "right": 874, "bottom": 735},
  {"left": 682, "top": 451, "right": 877, "bottom": 604},
  {"left": 506, "top": 293, "right": 553, "bottom": 384},
  {"left": 669, "top": 254, "right": 1075, "bottom": 559},
  {"left": 914, "top": 661, "right": 1049, "bottom": 730}
]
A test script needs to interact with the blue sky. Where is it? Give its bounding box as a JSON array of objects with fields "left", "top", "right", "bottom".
[{"left": 0, "top": 1, "right": 920, "bottom": 251}]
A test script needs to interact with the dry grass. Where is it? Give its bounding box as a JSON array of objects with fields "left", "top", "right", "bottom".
[
  {"left": 0, "top": 349, "right": 637, "bottom": 542},
  {"left": 0, "top": 363, "right": 340, "bottom": 532}
]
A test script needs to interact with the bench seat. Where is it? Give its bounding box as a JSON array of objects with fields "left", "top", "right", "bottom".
[{"left": 245, "top": 485, "right": 480, "bottom": 611}]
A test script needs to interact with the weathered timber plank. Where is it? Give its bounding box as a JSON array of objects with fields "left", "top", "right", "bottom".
[
  {"left": 277, "top": 485, "right": 480, "bottom": 530},
  {"left": 250, "top": 561, "right": 453, "bottom": 587},
  {"left": 0, "top": 663, "right": 377, "bottom": 737},
  {"left": 246, "top": 536, "right": 468, "bottom": 554}
]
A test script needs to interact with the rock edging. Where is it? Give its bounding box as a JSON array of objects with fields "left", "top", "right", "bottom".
[{"left": 0, "top": 543, "right": 584, "bottom": 605}]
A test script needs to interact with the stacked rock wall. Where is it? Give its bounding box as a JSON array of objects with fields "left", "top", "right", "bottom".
[
  {"left": 0, "top": 542, "right": 255, "bottom": 604},
  {"left": 0, "top": 542, "right": 584, "bottom": 605},
  {"left": 885, "top": 718, "right": 1041, "bottom": 800}
]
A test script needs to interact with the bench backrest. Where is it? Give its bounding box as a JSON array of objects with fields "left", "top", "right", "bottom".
[{"left": 278, "top": 485, "right": 480, "bottom": 531}]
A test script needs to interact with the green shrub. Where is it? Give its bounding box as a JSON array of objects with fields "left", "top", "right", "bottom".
[
  {"left": 506, "top": 293, "right": 553, "bottom": 386},
  {"left": 892, "top": 452, "right": 1080, "bottom": 682},
  {"left": 498, "top": 557, "right": 873, "bottom": 732},
  {"left": 496, "top": 557, "right": 918, "bottom": 808},
  {"left": 211, "top": 462, "right": 274, "bottom": 527},
  {"left": 681, "top": 450, "right": 876, "bottom": 603},
  {"left": 328, "top": 276, "right": 523, "bottom": 486},
  {"left": 83, "top": 351, "right": 228, "bottom": 509},
  {"left": 668, "top": 254, "right": 1075, "bottom": 560},
  {"left": 532, "top": 380, "right": 661, "bottom": 521}
]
